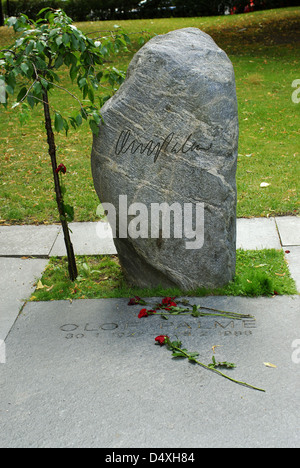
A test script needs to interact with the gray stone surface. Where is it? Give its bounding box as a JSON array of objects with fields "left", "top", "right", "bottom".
[
  {"left": 276, "top": 216, "right": 300, "bottom": 246},
  {"left": 0, "top": 258, "right": 48, "bottom": 340},
  {"left": 237, "top": 218, "right": 281, "bottom": 250},
  {"left": 92, "top": 28, "right": 239, "bottom": 291},
  {"left": 0, "top": 225, "right": 60, "bottom": 257},
  {"left": 0, "top": 296, "right": 299, "bottom": 448}
]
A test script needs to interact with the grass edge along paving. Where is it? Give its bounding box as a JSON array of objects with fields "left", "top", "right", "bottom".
[{"left": 30, "top": 249, "right": 298, "bottom": 302}]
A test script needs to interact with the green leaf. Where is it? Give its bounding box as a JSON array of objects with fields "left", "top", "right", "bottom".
[
  {"left": 49, "top": 28, "right": 60, "bottom": 38},
  {"left": 6, "top": 72, "right": 16, "bottom": 90},
  {"left": 32, "top": 82, "right": 42, "bottom": 96},
  {"left": 56, "top": 36, "right": 63, "bottom": 47},
  {"left": 89, "top": 119, "right": 99, "bottom": 135},
  {"left": 6, "top": 16, "right": 18, "bottom": 28},
  {"left": 17, "top": 87, "right": 27, "bottom": 102},
  {"left": 64, "top": 53, "right": 77, "bottom": 67},
  {"left": 54, "top": 112, "right": 64, "bottom": 133},
  {"left": 88, "top": 88, "right": 94, "bottom": 103},
  {"left": 82, "top": 84, "right": 88, "bottom": 100},
  {"left": 37, "top": 7, "right": 52, "bottom": 17},
  {"left": 69, "top": 64, "right": 79, "bottom": 82},
  {"left": 62, "top": 33, "right": 70, "bottom": 45},
  {"left": 54, "top": 55, "right": 64, "bottom": 69},
  {"left": 47, "top": 70, "right": 60, "bottom": 83},
  {"left": 78, "top": 77, "right": 87, "bottom": 89},
  {"left": 63, "top": 118, "right": 69, "bottom": 136},
  {"left": 70, "top": 35, "right": 79, "bottom": 50},
  {"left": 75, "top": 113, "right": 82, "bottom": 126},
  {"left": 171, "top": 340, "right": 182, "bottom": 349},
  {"left": 64, "top": 204, "right": 75, "bottom": 222},
  {"left": 6, "top": 84, "right": 14, "bottom": 95},
  {"left": 188, "top": 352, "right": 199, "bottom": 361},
  {"left": 192, "top": 305, "right": 201, "bottom": 317},
  {"left": 25, "top": 41, "right": 35, "bottom": 55},
  {"left": 27, "top": 95, "right": 35, "bottom": 109},
  {"left": 69, "top": 117, "right": 77, "bottom": 130},
  {"left": 36, "top": 41, "right": 46, "bottom": 54},
  {"left": 172, "top": 352, "right": 186, "bottom": 358}
]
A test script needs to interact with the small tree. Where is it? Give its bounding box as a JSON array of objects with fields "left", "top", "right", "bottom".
[
  {"left": 0, "top": 3, "right": 3, "bottom": 27},
  {"left": 0, "top": 8, "right": 132, "bottom": 280}
]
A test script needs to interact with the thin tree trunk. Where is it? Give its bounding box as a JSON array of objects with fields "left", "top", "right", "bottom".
[
  {"left": 42, "top": 88, "right": 78, "bottom": 281},
  {"left": 6, "top": 0, "right": 10, "bottom": 17},
  {"left": 0, "top": 1, "right": 4, "bottom": 27}
]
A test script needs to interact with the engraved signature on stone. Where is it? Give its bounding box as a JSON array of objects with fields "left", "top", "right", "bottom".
[{"left": 115, "top": 130, "right": 212, "bottom": 162}]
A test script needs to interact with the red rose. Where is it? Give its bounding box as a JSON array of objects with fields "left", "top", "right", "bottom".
[
  {"left": 162, "top": 297, "right": 172, "bottom": 305},
  {"left": 138, "top": 309, "right": 148, "bottom": 318},
  {"left": 162, "top": 297, "right": 177, "bottom": 307},
  {"left": 128, "top": 296, "right": 142, "bottom": 306},
  {"left": 56, "top": 163, "right": 67, "bottom": 174},
  {"left": 155, "top": 335, "right": 169, "bottom": 346}
]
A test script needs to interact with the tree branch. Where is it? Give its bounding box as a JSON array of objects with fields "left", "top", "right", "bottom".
[{"left": 41, "top": 78, "right": 88, "bottom": 118}]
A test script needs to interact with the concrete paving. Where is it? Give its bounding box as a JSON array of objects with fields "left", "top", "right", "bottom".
[
  {"left": 276, "top": 216, "right": 300, "bottom": 246},
  {"left": 236, "top": 217, "right": 281, "bottom": 250},
  {"left": 0, "top": 224, "right": 60, "bottom": 257},
  {"left": 49, "top": 221, "right": 117, "bottom": 256},
  {"left": 0, "top": 217, "right": 299, "bottom": 345},
  {"left": 0, "top": 217, "right": 299, "bottom": 448},
  {"left": 0, "top": 257, "right": 49, "bottom": 340},
  {"left": 0, "top": 296, "right": 299, "bottom": 448}
]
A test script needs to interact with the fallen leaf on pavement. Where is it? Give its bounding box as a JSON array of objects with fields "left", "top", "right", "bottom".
[{"left": 264, "top": 362, "right": 277, "bottom": 368}]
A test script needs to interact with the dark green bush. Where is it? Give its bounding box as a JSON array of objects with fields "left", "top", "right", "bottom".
[{"left": 1, "top": 0, "right": 299, "bottom": 22}]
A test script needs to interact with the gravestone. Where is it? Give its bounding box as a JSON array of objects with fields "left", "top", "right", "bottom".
[
  {"left": 91, "top": 28, "right": 239, "bottom": 291},
  {"left": 1, "top": 296, "right": 300, "bottom": 447}
]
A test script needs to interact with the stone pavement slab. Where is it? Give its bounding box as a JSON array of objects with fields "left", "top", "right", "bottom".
[
  {"left": 49, "top": 222, "right": 117, "bottom": 256},
  {"left": 0, "top": 225, "right": 60, "bottom": 257},
  {"left": 0, "top": 296, "right": 299, "bottom": 448},
  {"left": 0, "top": 258, "right": 49, "bottom": 340},
  {"left": 1, "top": 218, "right": 299, "bottom": 258},
  {"left": 236, "top": 218, "right": 281, "bottom": 250},
  {"left": 276, "top": 217, "right": 300, "bottom": 246},
  {"left": 284, "top": 247, "right": 300, "bottom": 293}
]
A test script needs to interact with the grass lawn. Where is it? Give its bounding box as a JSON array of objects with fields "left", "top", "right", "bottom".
[
  {"left": 30, "top": 249, "right": 297, "bottom": 301},
  {"left": 0, "top": 7, "right": 299, "bottom": 224}
]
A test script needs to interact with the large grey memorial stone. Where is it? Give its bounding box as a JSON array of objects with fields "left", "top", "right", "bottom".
[
  {"left": 91, "top": 28, "right": 239, "bottom": 291},
  {"left": 0, "top": 296, "right": 299, "bottom": 448}
]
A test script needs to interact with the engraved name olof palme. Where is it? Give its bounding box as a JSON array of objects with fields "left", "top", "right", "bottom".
[{"left": 115, "top": 130, "right": 212, "bottom": 162}]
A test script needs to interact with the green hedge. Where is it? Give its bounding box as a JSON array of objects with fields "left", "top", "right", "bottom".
[
  {"left": 2, "top": 0, "right": 65, "bottom": 18},
  {"left": 1, "top": 0, "right": 299, "bottom": 22}
]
